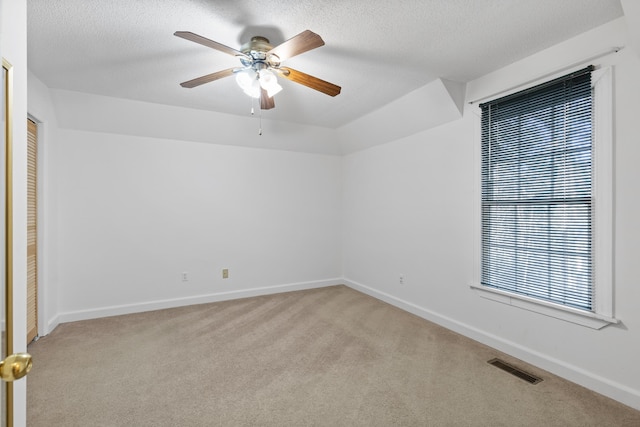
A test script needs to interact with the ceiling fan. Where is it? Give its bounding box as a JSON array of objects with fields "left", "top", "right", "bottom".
[{"left": 174, "top": 29, "right": 341, "bottom": 110}]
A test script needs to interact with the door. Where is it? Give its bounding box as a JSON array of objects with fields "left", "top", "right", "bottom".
[
  {"left": 2, "top": 58, "right": 32, "bottom": 427},
  {"left": 26, "top": 119, "right": 37, "bottom": 344}
]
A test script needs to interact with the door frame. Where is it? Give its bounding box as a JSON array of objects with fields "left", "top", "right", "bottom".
[{"left": 3, "top": 57, "right": 15, "bottom": 427}]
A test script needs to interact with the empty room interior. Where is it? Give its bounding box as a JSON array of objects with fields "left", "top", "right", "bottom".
[{"left": 2, "top": 0, "right": 640, "bottom": 425}]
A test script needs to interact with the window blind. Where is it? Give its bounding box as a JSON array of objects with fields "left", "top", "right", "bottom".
[{"left": 480, "top": 66, "right": 594, "bottom": 311}]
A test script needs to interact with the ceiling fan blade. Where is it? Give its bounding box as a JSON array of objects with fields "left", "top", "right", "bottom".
[
  {"left": 278, "top": 67, "right": 341, "bottom": 97},
  {"left": 260, "top": 88, "right": 275, "bottom": 110},
  {"left": 267, "top": 30, "right": 325, "bottom": 62},
  {"left": 179, "top": 68, "right": 236, "bottom": 88},
  {"left": 174, "top": 31, "right": 249, "bottom": 59}
]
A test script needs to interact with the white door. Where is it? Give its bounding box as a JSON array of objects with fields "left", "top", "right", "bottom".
[{"left": 2, "top": 57, "right": 32, "bottom": 427}]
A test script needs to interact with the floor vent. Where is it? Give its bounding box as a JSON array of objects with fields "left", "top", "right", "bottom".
[{"left": 488, "top": 358, "right": 543, "bottom": 384}]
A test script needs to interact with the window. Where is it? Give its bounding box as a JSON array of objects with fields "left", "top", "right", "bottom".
[{"left": 472, "top": 66, "right": 616, "bottom": 329}]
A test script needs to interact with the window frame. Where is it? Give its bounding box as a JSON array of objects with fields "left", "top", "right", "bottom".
[{"left": 471, "top": 66, "right": 617, "bottom": 330}]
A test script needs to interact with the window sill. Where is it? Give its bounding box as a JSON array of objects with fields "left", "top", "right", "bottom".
[{"left": 470, "top": 284, "right": 619, "bottom": 330}]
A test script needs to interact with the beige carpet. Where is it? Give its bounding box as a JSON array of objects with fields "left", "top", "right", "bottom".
[{"left": 27, "top": 285, "right": 640, "bottom": 426}]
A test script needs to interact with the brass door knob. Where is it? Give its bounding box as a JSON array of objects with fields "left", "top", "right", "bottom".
[{"left": 0, "top": 353, "right": 32, "bottom": 382}]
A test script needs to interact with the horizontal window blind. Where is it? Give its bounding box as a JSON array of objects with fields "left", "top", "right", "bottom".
[{"left": 480, "top": 66, "right": 594, "bottom": 311}]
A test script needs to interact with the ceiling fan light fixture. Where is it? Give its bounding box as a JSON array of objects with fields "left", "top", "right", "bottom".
[
  {"left": 175, "top": 29, "right": 341, "bottom": 108},
  {"left": 258, "top": 69, "right": 278, "bottom": 90},
  {"left": 235, "top": 69, "right": 257, "bottom": 90},
  {"left": 258, "top": 69, "right": 282, "bottom": 98},
  {"left": 243, "top": 79, "right": 261, "bottom": 99},
  {"left": 266, "top": 83, "right": 283, "bottom": 98}
]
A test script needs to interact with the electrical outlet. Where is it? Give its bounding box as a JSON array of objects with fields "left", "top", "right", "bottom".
[
  {"left": 399, "top": 274, "right": 404, "bottom": 285},
  {"left": 222, "top": 268, "right": 229, "bottom": 279},
  {"left": 182, "top": 272, "right": 189, "bottom": 282}
]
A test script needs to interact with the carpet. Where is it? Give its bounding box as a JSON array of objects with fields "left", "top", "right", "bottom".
[{"left": 27, "top": 285, "right": 640, "bottom": 426}]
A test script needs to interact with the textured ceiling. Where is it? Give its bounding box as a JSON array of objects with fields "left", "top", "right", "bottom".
[{"left": 27, "top": 0, "right": 624, "bottom": 129}]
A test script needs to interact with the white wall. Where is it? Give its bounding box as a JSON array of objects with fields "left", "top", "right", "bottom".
[
  {"left": 52, "top": 127, "right": 342, "bottom": 322},
  {"left": 343, "top": 17, "right": 640, "bottom": 410},
  {"left": 27, "top": 76, "right": 345, "bottom": 327},
  {"left": 1, "top": 0, "right": 29, "bottom": 424}
]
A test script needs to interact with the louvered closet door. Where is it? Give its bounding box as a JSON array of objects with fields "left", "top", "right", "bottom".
[{"left": 27, "top": 119, "right": 38, "bottom": 343}]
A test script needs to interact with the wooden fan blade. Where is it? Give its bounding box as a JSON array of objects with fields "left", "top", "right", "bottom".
[
  {"left": 174, "top": 31, "right": 249, "bottom": 59},
  {"left": 278, "top": 67, "right": 341, "bottom": 97},
  {"left": 180, "top": 68, "right": 236, "bottom": 88},
  {"left": 267, "top": 30, "right": 324, "bottom": 62},
  {"left": 260, "top": 88, "right": 275, "bottom": 110}
]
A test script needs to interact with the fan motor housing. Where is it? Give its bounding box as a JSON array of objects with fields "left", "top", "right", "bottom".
[
  {"left": 241, "top": 36, "right": 272, "bottom": 58},
  {"left": 238, "top": 36, "right": 280, "bottom": 69}
]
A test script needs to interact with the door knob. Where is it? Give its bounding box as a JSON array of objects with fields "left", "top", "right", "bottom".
[{"left": 0, "top": 353, "right": 32, "bottom": 382}]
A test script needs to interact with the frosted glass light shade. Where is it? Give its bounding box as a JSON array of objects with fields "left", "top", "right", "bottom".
[
  {"left": 266, "top": 83, "right": 283, "bottom": 98},
  {"left": 237, "top": 68, "right": 282, "bottom": 99},
  {"left": 235, "top": 69, "right": 257, "bottom": 90},
  {"left": 258, "top": 69, "right": 278, "bottom": 90},
  {"left": 243, "top": 79, "right": 261, "bottom": 98}
]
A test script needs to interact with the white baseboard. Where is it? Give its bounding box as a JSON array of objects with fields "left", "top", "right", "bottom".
[
  {"left": 57, "top": 278, "right": 342, "bottom": 325},
  {"left": 45, "top": 315, "right": 60, "bottom": 336},
  {"left": 343, "top": 278, "right": 640, "bottom": 411}
]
